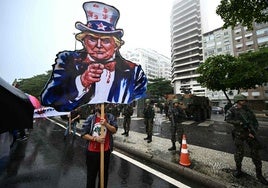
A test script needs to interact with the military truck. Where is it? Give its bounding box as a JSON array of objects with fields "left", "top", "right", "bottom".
[
  {"left": 166, "top": 88, "right": 211, "bottom": 122},
  {"left": 178, "top": 93, "right": 211, "bottom": 121}
]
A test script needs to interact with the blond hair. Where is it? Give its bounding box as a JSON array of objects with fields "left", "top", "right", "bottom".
[{"left": 76, "top": 32, "right": 124, "bottom": 47}]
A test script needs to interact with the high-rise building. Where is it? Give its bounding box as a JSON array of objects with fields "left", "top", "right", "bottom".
[{"left": 171, "top": 0, "right": 204, "bottom": 96}]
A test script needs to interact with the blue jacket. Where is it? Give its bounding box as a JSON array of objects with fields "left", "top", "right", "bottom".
[{"left": 41, "top": 50, "right": 147, "bottom": 111}]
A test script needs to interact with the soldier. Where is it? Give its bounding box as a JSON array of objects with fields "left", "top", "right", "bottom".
[
  {"left": 105, "top": 104, "right": 121, "bottom": 121},
  {"left": 143, "top": 99, "right": 155, "bottom": 143},
  {"left": 121, "top": 104, "right": 134, "bottom": 137},
  {"left": 225, "top": 94, "right": 268, "bottom": 185},
  {"left": 168, "top": 98, "right": 186, "bottom": 152},
  {"left": 224, "top": 101, "right": 232, "bottom": 120}
]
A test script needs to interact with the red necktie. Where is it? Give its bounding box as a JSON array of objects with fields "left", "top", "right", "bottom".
[
  {"left": 104, "top": 61, "right": 116, "bottom": 83},
  {"left": 104, "top": 61, "right": 116, "bottom": 72}
]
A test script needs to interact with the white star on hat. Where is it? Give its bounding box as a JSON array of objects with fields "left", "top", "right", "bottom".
[{"left": 97, "top": 22, "right": 107, "bottom": 31}]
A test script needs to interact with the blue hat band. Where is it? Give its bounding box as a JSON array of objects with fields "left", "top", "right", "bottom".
[{"left": 87, "top": 21, "right": 115, "bottom": 32}]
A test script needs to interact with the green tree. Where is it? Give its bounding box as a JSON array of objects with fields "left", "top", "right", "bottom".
[
  {"left": 233, "top": 47, "right": 268, "bottom": 89},
  {"left": 196, "top": 54, "right": 237, "bottom": 102},
  {"left": 216, "top": 0, "right": 268, "bottom": 29},
  {"left": 147, "top": 78, "right": 173, "bottom": 101},
  {"left": 197, "top": 49, "right": 268, "bottom": 102},
  {"left": 16, "top": 71, "right": 51, "bottom": 98}
]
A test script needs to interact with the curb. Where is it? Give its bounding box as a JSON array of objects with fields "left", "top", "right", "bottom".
[{"left": 114, "top": 141, "right": 228, "bottom": 188}]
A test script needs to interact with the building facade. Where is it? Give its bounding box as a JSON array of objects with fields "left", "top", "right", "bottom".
[
  {"left": 122, "top": 48, "right": 171, "bottom": 81},
  {"left": 232, "top": 23, "right": 268, "bottom": 110},
  {"left": 171, "top": 0, "right": 268, "bottom": 110},
  {"left": 171, "top": 0, "right": 204, "bottom": 96},
  {"left": 202, "top": 27, "right": 237, "bottom": 107}
]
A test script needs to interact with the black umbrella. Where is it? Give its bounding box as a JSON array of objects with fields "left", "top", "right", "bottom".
[{"left": 0, "top": 77, "right": 34, "bottom": 134}]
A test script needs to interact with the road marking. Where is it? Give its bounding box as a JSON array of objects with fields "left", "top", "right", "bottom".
[
  {"left": 48, "top": 117, "right": 82, "bottom": 137},
  {"left": 113, "top": 151, "right": 191, "bottom": 188}
]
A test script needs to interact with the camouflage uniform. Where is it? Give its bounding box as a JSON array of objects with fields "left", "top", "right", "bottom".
[
  {"left": 143, "top": 100, "right": 155, "bottom": 143},
  {"left": 226, "top": 94, "right": 268, "bottom": 185},
  {"left": 168, "top": 99, "right": 186, "bottom": 151},
  {"left": 105, "top": 104, "right": 120, "bottom": 120},
  {"left": 121, "top": 105, "right": 133, "bottom": 136}
]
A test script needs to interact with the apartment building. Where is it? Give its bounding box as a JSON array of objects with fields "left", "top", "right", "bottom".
[
  {"left": 202, "top": 27, "right": 237, "bottom": 107},
  {"left": 202, "top": 23, "right": 268, "bottom": 109},
  {"left": 171, "top": 0, "right": 204, "bottom": 96},
  {"left": 171, "top": 0, "right": 268, "bottom": 110},
  {"left": 233, "top": 23, "right": 268, "bottom": 110},
  {"left": 121, "top": 48, "right": 171, "bottom": 81}
]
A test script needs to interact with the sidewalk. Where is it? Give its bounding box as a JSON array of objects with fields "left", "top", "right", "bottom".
[
  {"left": 69, "top": 116, "right": 268, "bottom": 188},
  {"left": 112, "top": 127, "right": 268, "bottom": 188}
]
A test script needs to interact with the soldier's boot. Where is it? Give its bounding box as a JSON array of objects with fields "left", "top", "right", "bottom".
[
  {"left": 144, "top": 134, "right": 149, "bottom": 140},
  {"left": 168, "top": 142, "right": 176, "bottom": 151},
  {"left": 125, "top": 132, "right": 129, "bottom": 137},
  {"left": 147, "top": 134, "right": 152, "bottom": 143},
  {"left": 121, "top": 131, "right": 127, "bottom": 135},
  {"left": 256, "top": 168, "right": 268, "bottom": 185},
  {"left": 233, "top": 165, "right": 243, "bottom": 178}
]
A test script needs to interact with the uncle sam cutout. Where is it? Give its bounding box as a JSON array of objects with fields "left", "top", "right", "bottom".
[{"left": 41, "top": 1, "right": 147, "bottom": 112}]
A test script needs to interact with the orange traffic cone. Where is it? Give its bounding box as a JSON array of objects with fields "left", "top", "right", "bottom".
[{"left": 179, "top": 134, "right": 191, "bottom": 167}]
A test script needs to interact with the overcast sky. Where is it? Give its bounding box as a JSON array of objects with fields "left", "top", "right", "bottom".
[{"left": 0, "top": 0, "right": 223, "bottom": 84}]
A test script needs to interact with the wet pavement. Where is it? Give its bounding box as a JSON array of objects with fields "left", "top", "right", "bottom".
[
  {"left": 112, "top": 117, "right": 268, "bottom": 188},
  {"left": 59, "top": 112, "right": 268, "bottom": 188},
  {"left": 1, "top": 113, "right": 268, "bottom": 188}
]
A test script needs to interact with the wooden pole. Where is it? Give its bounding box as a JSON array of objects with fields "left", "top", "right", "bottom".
[
  {"left": 68, "top": 112, "right": 72, "bottom": 134},
  {"left": 100, "top": 103, "right": 105, "bottom": 188}
]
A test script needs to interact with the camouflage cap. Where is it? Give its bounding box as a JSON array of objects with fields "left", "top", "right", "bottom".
[{"left": 234, "top": 94, "right": 247, "bottom": 103}]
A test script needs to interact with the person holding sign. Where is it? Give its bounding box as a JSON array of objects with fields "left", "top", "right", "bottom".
[
  {"left": 81, "top": 104, "right": 117, "bottom": 188},
  {"left": 40, "top": 1, "right": 147, "bottom": 112},
  {"left": 40, "top": 2, "right": 147, "bottom": 187}
]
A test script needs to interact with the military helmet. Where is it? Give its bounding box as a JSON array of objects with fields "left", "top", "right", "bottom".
[
  {"left": 145, "top": 99, "right": 151, "bottom": 104},
  {"left": 233, "top": 94, "right": 247, "bottom": 103}
]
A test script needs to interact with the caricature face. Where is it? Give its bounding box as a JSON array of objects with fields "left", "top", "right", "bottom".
[{"left": 83, "top": 34, "right": 118, "bottom": 61}]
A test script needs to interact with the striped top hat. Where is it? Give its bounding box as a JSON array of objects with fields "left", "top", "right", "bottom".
[{"left": 75, "top": 1, "right": 123, "bottom": 38}]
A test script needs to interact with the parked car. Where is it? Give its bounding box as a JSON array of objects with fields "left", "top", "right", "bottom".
[{"left": 211, "top": 106, "right": 224, "bottom": 114}]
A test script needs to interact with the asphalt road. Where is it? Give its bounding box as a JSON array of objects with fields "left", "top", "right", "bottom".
[{"left": 0, "top": 118, "right": 202, "bottom": 188}]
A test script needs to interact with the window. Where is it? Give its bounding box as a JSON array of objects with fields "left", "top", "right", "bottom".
[
  {"left": 236, "top": 44, "right": 243, "bottom": 48},
  {"left": 257, "top": 36, "right": 268, "bottom": 44},
  {"left": 256, "top": 27, "right": 268, "bottom": 35},
  {"left": 245, "top": 33, "right": 252, "bottom": 38},
  {"left": 235, "top": 36, "right": 242, "bottom": 40},
  {"left": 217, "top": 48, "right": 222, "bottom": 52},
  {"left": 246, "top": 41, "right": 253, "bottom": 46},
  {"left": 235, "top": 28, "right": 241, "bottom": 34},
  {"left": 224, "top": 45, "right": 230, "bottom": 50}
]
